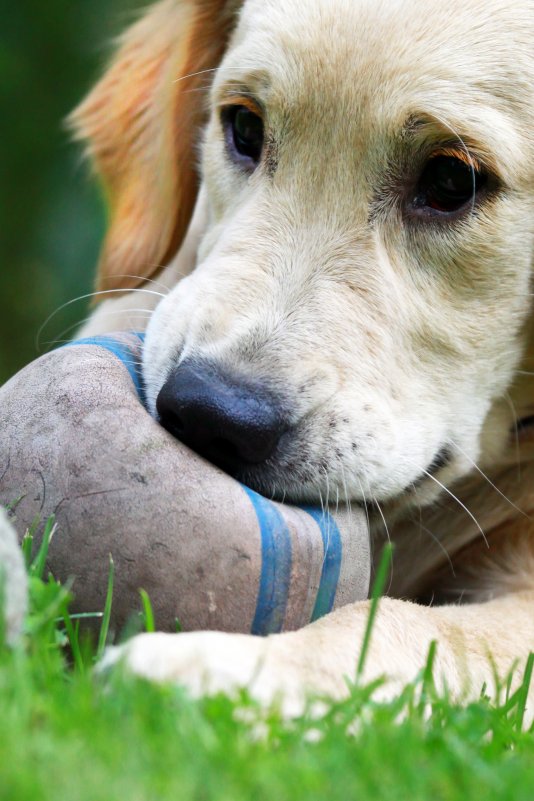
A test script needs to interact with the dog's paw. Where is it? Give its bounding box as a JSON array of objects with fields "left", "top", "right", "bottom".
[
  {"left": 100, "top": 631, "right": 266, "bottom": 693},
  {"left": 100, "top": 631, "right": 309, "bottom": 715}
]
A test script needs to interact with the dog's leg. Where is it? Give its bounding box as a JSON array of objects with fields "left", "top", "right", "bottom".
[
  {"left": 0, "top": 507, "right": 28, "bottom": 644},
  {"left": 102, "top": 591, "right": 534, "bottom": 717}
]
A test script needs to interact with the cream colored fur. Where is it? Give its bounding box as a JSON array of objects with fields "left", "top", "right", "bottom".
[
  {"left": 0, "top": 507, "right": 28, "bottom": 645},
  {"left": 79, "top": 0, "right": 534, "bottom": 715}
]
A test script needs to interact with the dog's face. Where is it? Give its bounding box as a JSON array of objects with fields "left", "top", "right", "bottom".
[{"left": 78, "top": 0, "right": 534, "bottom": 506}]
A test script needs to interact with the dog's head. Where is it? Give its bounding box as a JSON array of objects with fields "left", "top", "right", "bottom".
[{"left": 73, "top": 0, "right": 534, "bottom": 507}]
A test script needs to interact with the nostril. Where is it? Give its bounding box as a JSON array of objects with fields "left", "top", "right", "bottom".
[
  {"left": 156, "top": 359, "right": 289, "bottom": 475},
  {"left": 159, "top": 410, "right": 185, "bottom": 437},
  {"left": 207, "top": 437, "right": 239, "bottom": 468}
]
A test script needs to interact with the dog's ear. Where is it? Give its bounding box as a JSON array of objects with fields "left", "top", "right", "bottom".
[{"left": 70, "top": 0, "right": 240, "bottom": 292}]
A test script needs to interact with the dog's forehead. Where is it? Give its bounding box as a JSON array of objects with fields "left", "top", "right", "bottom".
[
  {"left": 218, "top": 0, "right": 532, "bottom": 177},
  {"left": 234, "top": 0, "right": 518, "bottom": 88},
  {"left": 235, "top": 0, "right": 529, "bottom": 59}
]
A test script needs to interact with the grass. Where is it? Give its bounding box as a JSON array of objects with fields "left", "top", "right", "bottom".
[{"left": 1, "top": 526, "right": 534, "bottom": 800}]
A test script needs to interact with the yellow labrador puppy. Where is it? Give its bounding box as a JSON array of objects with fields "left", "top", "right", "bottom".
[{"left": 75, "top": 0, "right": 534, "bottom": 714}]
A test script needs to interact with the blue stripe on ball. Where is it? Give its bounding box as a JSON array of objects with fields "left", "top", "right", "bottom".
[
  {"left": 243, "top": 486, "right": 292, "bottom": 636},
  {"left": 301, "top": 507, "right": 342, "bottom": 621},
  {"left": 63, "top": 333, "right": 146, "bottom": 405}
]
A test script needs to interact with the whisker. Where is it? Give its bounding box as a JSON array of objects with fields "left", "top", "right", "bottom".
[
  {"left": 373, "top": 497, "right": 394, "bottom": 594},
  {"left": 173, "top": 65, "right": 258, "bottom": 85},
  {"left": 124, "top": 262, "right": 196, "bottom": 282},
  {"left": 317, "top": 475, "right": 326, "bottom": 518},
  {"left": 503, "top": 391, "right": 522, "bottom": 481},
  {"left": 316, "top": 485, "right": 326, "bottom": 538},
  {"left": 450, "top": 439, "right": 530, "bottom": 520},
  {"left": 354, "top": 472, "right": 371, "bottom": 537},
  {"left": 430, "top": 114, "right": 478, "bottom": 215},
  {"left": 319, "top": 467, "right": 330, "bottom": 568},
  {"left": 409, "top": 495, "right": 456, "bottom": 577},
  {"left": 423, "top": 526, "right": 456, "bottom": 576},
  {"left": 103, "top": 274, "right": 172, "bottom": 292},
  {"left": 172, "top": 67, "right": 219, "bottom": 85},
  {"left": 184, "top": 86, "right": 219, "bottom": 95},
  {"left": 36, "top": 288, "right": 166, "bottom": 353},
  {"left": 42, "top": 308, "right": 155, "bottom": 350},
  {"left": 339, "top": 462, "right": 355, "bottom": 529},
  {"left": 407, "top": 459, "right": 489, "bottom": 549}
]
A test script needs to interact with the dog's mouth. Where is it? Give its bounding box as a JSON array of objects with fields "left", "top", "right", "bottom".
[
  {"left": 155, "top": 357, "right": 463, "bottom": 505},
  {"left": 155, "top": 358, "right": 457, "bottom": 506},
  {"left": 411, "top": 446, "right": 452, "bottom": 489},
  {"left": 155, "top": 358, "right": 348, "bottom": 502}
]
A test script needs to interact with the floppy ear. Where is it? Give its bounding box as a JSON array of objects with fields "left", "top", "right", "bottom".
[{"left": 70, "top": 0, "right": 240, "bottom": 292}]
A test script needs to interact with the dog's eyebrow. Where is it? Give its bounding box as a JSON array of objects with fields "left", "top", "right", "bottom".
[
  {"left": 407, "top": 116, "right": 479, "bottom": 155},
  {"left": 429, "top": 146, "right": 483, "bottom": 173},
  {"left": 406, "top": 114, "right": 510, "bottom": 182},
  {"left": 214, "top": 76, "right": 268, "bottom": 110},
  {"left": 217, "top": 91, "right": 264, "bottom": 117}
]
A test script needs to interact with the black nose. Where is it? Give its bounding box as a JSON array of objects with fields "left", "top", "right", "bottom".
[{"left": 156, "top": 359, "right": 288, "bottom": 475}]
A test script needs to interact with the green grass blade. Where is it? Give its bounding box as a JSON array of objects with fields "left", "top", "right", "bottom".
[
  {"left": 416, "top": 639, "right": 438, "bottom": 715},
  {"left": 0, "top": 574, "right": 6, "bottom": 646},
  {"left": 356, "top": 542, "right": 393, "bottom": 680},
  {"left": 62, "top": 610, "right": 85, "bottom": 674},
  {"left": 5, "top": 495, "right": 25, "bottom": 513},
  {"left": 21, "top": 530, "right": 34, "bottom": 570},
  {"left": 96, "top": 555, "right": 115, "bottom": 662},
  {"left": 31, "top": 515, "right": 56, "bottom": 579},
  {"left": 21, "top": 515, "right": 41, "bottom": 570},
  {"left": 515, "top": 652, "right": 534, "bottom": 732},
  {"left": 139, "top": 589, "right": 156, "bottom": 633}
]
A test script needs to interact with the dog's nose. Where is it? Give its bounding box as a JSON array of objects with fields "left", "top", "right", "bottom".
[{"left": 156, "top": 359, "right": 288, "bottom": 475}]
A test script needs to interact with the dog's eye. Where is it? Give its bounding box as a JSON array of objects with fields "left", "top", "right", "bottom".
[
  {"left": 413, "top": 155, "right": 487, "bottom": 214},
  {"left": 223, "top": 105, "right": 264, "bottom": 166}
]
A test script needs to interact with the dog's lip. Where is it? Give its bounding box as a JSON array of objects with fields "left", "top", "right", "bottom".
[
  {"left": 514, "top": 415, "right": 534, "bottom": 441},
  {"left": 206, "top": 437, "right": 454, "bottom": 505},
  {"left": 410, "top": 446, "right": 452, "bottom": 490}
]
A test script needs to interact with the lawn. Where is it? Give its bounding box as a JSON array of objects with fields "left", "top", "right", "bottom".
[{"left": 1, "top": 526, "right": 534, "bottom": 801}]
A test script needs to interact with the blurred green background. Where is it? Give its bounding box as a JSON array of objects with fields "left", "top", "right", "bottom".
[{"left": 0, "top": 0, "right": 140, "bottom": 385}]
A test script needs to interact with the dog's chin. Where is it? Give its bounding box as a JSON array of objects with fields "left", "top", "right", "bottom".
[
  {"left": 151, "top": 403, "right": 460, "bottom": 508},
  {"left": 234, "top": 464, "right": 340, "bottom": 505},
  {"left": 219, "top": 459, "right": 442, "bottom": 510},
  {"left": 148, "top": 362, "right": 462, "bottom": 510},
  {"left": 231, "top": 443, "right": 462, "bottom": 513}
]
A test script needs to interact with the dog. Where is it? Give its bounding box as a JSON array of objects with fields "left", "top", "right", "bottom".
[{"left": 72, "top": 0, "right": 534, "bottom": 715}]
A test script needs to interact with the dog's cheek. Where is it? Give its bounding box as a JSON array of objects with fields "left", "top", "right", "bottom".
[{"left": 200, "top": 118, "right": 252, "bottom": 224}]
